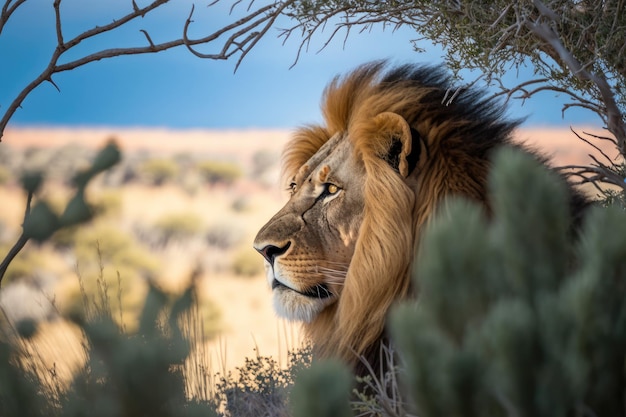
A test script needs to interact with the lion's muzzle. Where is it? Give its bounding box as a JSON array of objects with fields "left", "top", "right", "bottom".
[{"left": 255, "top": 241, "right": 291, "bottom": 265}]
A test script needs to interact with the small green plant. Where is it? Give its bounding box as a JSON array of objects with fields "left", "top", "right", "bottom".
[
  {"left": 196, "top": 161, "right": 242, "bottom": 186},
  {"left": 0, "top": 280, "right": 222, "bottom": 417},
  {"left": 290, "top": 358, "right": 353, "bottom": 417},
  {"left": 153, "top": 212, "right": 204, "bottom": 245},
  {"left": 214, "top": 344, "right": 312, "bottom": 417},
  {"left": 90, "top": 190, "right": 123, "bottom": 218},
  {"left": 140, "top": 159, "right": 180, "bottom": 186}
]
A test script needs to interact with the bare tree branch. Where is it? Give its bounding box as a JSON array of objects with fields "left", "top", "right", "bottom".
[
  {"left": 0, "top": 0, "right": 27, "bottom": 35},
  {"left": 0, "top": 0, "right": 288, "bottom": 141},
  {"left": 525, "top": 0, "right": 626, "bottom": 154},
  {"left": 0, "top": 190, "right": 32, "bottom": 286}
]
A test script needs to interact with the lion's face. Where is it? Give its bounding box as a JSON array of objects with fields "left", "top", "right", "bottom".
[{"left": 253, "top": 134, "right": 366, "bottom": 323}]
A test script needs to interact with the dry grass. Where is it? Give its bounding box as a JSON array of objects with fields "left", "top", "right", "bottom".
[{"left": 0, "top": 125, "right": 616, "bottom": 409}]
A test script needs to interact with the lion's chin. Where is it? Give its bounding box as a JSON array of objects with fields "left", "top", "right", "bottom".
[{"left": 272, "top": 287, "right": 335, "bottom": 323}]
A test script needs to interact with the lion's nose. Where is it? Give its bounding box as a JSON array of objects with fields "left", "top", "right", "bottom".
[{"left": 255, "top": 241, "right": 291, "bottom": 265}]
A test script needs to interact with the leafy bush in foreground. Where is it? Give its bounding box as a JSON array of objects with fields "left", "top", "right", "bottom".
[{"left": 0, "top": 284, "right": 220, "bottom": 417}]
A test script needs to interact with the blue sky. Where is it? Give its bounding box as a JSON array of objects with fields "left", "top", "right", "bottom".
[{"left": 0, "top": 0, "right": 600, "bottom": 130}]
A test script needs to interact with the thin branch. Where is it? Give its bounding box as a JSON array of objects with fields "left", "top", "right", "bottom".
[
  {"left": 139, "top": 29, "right": 155, "bottom": 48},
  {"left": 569, "top": 128, "right": 618, "bottom": 167},
  {"left": 185, "top": 0, "right": 296, "bottom": 71},
  {"left": 526, "top": 0, "right": 626, "bottom": 155},
  {"left": 62, "top": 0, "right": 170, "bottom": 51},
  {"left": 0, "top": 191, "right": 33, "bottom": 286},
  {"left": 0, "top": 1, "right": 287, "bottom": 141},
  {"left": 0, "top": 0, "right": 27, "bottom": 35},
  {"left": 559, "top": 154, "right": 626, "bottom": 192},
  {"left": 53, "top": 0, "right": 63, "bottom": 46}
]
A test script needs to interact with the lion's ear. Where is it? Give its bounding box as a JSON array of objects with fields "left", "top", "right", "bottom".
[{"left": 373, "top": 112, "right": 424, "bottom": 178}]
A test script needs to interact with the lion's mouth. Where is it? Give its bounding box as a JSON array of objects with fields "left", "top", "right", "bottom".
[{"left": 272, "top": 279, "right": 333, "bottom": 299}]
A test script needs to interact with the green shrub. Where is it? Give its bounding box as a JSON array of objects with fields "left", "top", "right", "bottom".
[
  {"left": 140, "top": 159, "right": 180, "bottom": 186},
  {"left": 196, "top": 160, "right": 242, "bottom": 186},
  {"left": 91, "top": 190, "right": 123, "bottom": 218},
  {"left": 231, "top": 246, "right": 264, "bottom": 277},
  {"left": 66, "top": 222, "right": 160, "bottom": 326},
  {"left": 205, "top": 223, "right": 244, "bottom": 250},
  {"left": 230, "top": 197, "right": 251, "bottom": 213},
  {"left": 153, "top": 212, "right": 204, "bottom": 245},
  {"left": 291, "top": 359, "right": 353, "bottom": 417},
  {"left": 214, "top": 344, "right": 311, "bottom": 417},
  {"left": 387, "top": 148, "right": 625, "bottom": 417},
  {"left": 0, "top": 284, "right": 220, "bottom": 417}
]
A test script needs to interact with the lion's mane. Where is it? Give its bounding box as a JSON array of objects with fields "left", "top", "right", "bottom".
[{"left": 281, "top": 61, "right": 585, "bottom": 373}]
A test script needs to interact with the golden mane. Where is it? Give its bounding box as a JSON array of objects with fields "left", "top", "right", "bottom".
[{"left": 280, "top": 61, "right": 526, "bottom": 371}]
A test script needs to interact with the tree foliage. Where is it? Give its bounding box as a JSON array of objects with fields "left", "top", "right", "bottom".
[
  {"left": 3, "top": 0, "right": 625, "bottom": 192},
  {"left": 280, "top": 0, "right": 626, "bottom": 196},
  {"left": 285, "top": 1, "right": 625, "bottom": 145}
]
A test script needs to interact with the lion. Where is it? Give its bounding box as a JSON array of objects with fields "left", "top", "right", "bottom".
[{"left": 253, "top": 61, "right": 588, "bottom": 376}]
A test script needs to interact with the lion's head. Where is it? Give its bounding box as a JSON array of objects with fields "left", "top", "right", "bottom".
[{"left": 253, "top": 61, "right": 584, "bottom": 372}]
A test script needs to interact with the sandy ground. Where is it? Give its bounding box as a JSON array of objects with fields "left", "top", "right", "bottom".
[{"left": 199, "top": 274, "right": 303, "bottom": 371}]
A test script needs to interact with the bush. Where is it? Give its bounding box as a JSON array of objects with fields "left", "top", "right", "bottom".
[
  {"left": 0, "top": 284, "right": 220, "bottom": 417},
  {"left": 91, "top": 190, "right": 123, "bottom": 218},
  {"left": 230, "top": 197, "right": 251, "bottom": 213},
  {"left": 205, "top": 223, "right": 244, "bottom": 250},
  {"left": 196, "top": 161, "right": 242, "bottom": 186},
  {"left": 140, "top": 159, "right": 180, "bottom": 186},
  {"left": 66, "top": 222, "right": 160, "bottom": 326},
  {"left": 214, "top": 344, "right": 311, "bottom": 417},
  {"left": 231, "top": 247, "right": 264, "bottom": 277},
  {"left": 153, "top": 212, "right": 204, "bottom": 245}
]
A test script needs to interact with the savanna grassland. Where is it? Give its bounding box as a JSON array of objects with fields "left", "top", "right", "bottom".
[
  {"left": 0, "top": 127, "right": 302, "bottom": 388},
  {"left": 0, "top": 125, "right": 611, "bottom": 397}
]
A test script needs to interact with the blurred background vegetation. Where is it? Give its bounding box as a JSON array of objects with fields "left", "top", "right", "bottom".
[{"left": 0, "top": 137, "right": 284, "bottom": 387}]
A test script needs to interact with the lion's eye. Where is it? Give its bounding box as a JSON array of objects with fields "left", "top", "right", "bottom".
[
  {"left": 320, "top": 183, "right": 341, "bottom": 199},
  {"left": 288, "top": 182, "right": 297, "bottom": 194}
]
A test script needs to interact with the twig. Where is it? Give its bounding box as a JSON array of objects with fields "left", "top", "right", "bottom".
[
  {"left": 0, "top": 0, "right": 27, "bottom": 35},
  {"left": 0, "top": 190, "right": 33, "bottom": 286},
  {"left": 569, "top": 128, "right": 617, "bottom": 168},
  {"left": 526, "top": 0, "right": 626, "bottom": 155},
  {"left": 0, "top": 1, "right": 289, "bottom": 141}
]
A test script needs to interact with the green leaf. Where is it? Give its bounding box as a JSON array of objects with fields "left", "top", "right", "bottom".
[
  {"left": 22, "top": 201, "right": 59, "bottom": 242},
  {"left": 291, "top": 359, "right": 353, "bottom": 417},
  {"left": 59, "top": 191, "right": 93, "bottom": 226},
  {"left": 20, "top": 172, "right": 43, "bottom": 194},
  {"left": 91, "top": 141, "right": 122, "bottom": 174}
]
